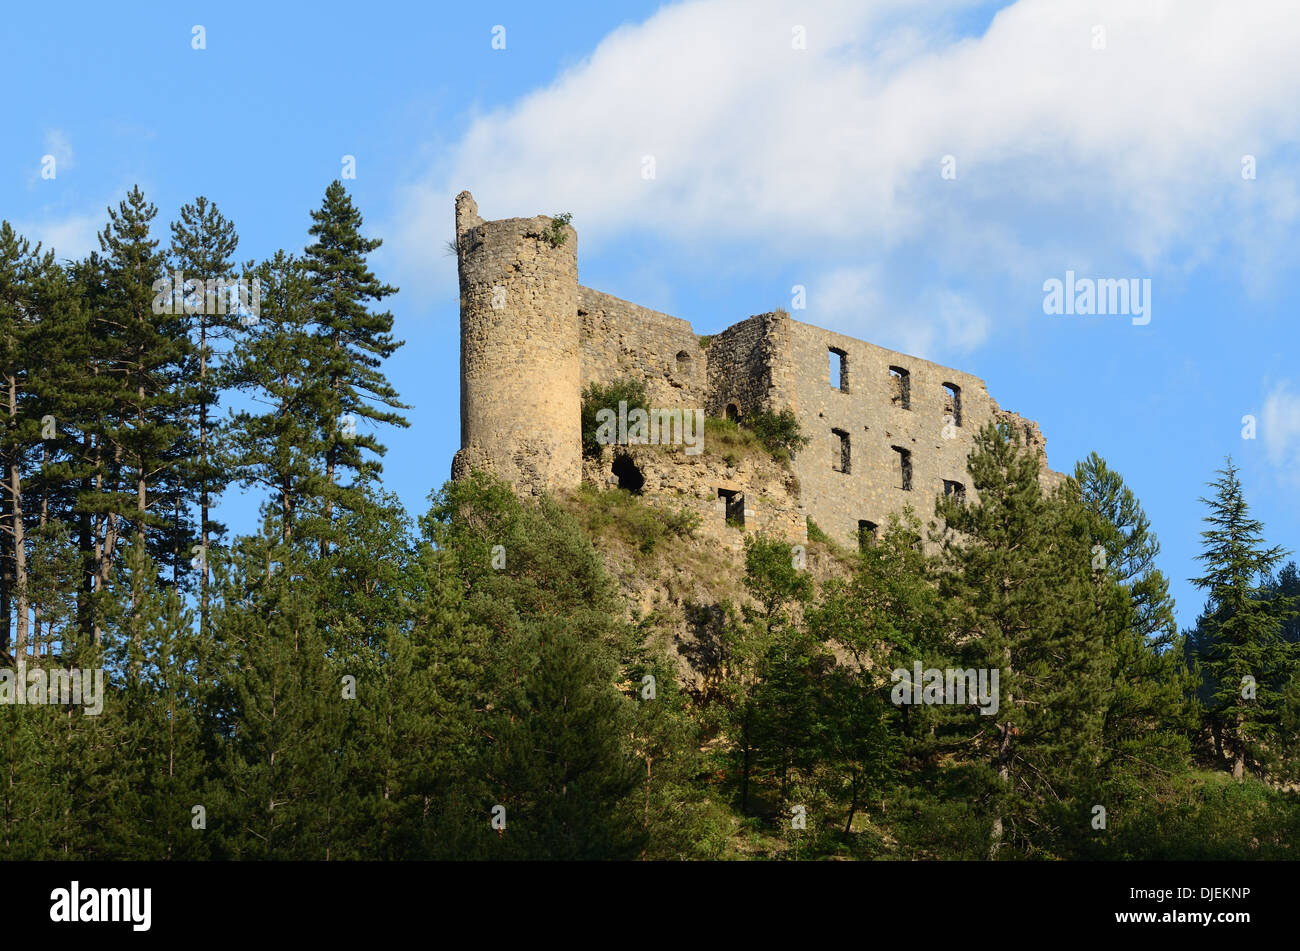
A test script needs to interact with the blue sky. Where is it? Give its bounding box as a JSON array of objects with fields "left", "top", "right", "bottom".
[{"left": 4, "top": 0, "right": 1298, "bottom": 630}]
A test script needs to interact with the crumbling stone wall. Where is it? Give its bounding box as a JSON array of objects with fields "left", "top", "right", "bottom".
[
  {"left": 452, "top": 192, "right": 581, "bottom": 495},
  {"left": 453, "top": 192, "right": 1062, "bottom": 542},
  {"left": 582, "top": 444, "right": 805, "bottom": 551},
  {"left": 783, "top": 319, "right": 1002, "bottom": 551},
  {"left": 579, "top": 288, "right": 706, "bottom": 408},
  {"left": 704, "top": 312, "right": 794, "bottom": 420}
]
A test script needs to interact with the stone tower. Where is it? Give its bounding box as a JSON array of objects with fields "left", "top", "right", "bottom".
[{"left": 450, "top": 192, "right": 582, "bottom": 494}]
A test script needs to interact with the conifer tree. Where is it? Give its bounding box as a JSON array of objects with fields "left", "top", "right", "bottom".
[
  {"left": 425, "top": 474, "right": 642, "bottom": 859},
  {"left": 0, "top": 223, "right": 49, "bottom": 657},
  {"left": 225, "top": 252, "right": 333, "bottom": 547},
  {"left": 1189, "top": 458, "right": 1298, "bottom": 780},
  {"left": 936, "top": 422, "right": 1115, "bottom": 857},
  {"left": 212, "top": 535, "right": 347, "bottom": 858},
  {"left": 167, "top": 197, "right": 240, "bottom": 626},
  {"left": 99, "top": 188, "right": 194, "bottom": 553},
  {"left": 720, "top": 535, "right": 812, "bottom": 814},
  {"left": 1072, "top": 453, "right": 1195, "bottom": 795},
  {"left": 98, "top": 538, "right": 209, "bottom": 858},
  {"left": 302, "top": 182, "right": 408, "bottom": 556}
]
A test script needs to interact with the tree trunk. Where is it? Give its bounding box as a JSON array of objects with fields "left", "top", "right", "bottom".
[
  {"left": 842, "top": 782, "right": 859, "bottom": 840},
  {"left": 9, "top": 372, "right": 28, "bottom": 659},
  {"left": 990, "top": 718, "right": 1013, "bottom": 858},
  {"left": 1232, "top": 712, "right": 1245, "bottom": 781},
  {"left": 199, "top": 320, "right": 209, "bottom": 634}
]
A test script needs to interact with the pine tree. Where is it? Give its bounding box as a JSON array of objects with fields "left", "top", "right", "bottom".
[
  {"left": 99, "top": 187, "right": 194, "bottom": 557},
  {"left": 97, "top": 538, "right": 209, "bottom": 858},
  {"left": 424, "top": 474, "right": 642, "bottom": 859},
  {"left": 167, "top": 197, "right": 240, "bottom": 627},
  {"left": 717, "top": 535, "right": 813, "bottom": 814},
  {"left": 225, "top": 252, "right": 333, "bottom": 547},
  {"left": 1073, "top": 454, "right": 1195, "bottom": 783},
  {"left": 0, "top": 223, "right": 51, "bottom": 659},
  {"left": 302, "top": 182, "right": 408, "bottom": 557},
  {"left": 816, "top": 664, "right": 897, "bottom": 843},
  {"left": 936, "top": 422, "right": 1114, "bottom": 857},
  {"left": 212, "top": 534, "right": 348, "bottom": 859},
  {"left": 1189, "top": 458, "right": 1298, "bottom": 780},
  {"left": 623, "top": 639, "right": 728, "bottom": 859}
]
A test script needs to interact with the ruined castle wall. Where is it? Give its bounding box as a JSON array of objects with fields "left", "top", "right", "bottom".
[
  {"left": 452, "top": 192, "right": 1061, "bottom": 548},
  {"left": 452, "top": 193, "right": 581, "bottom": 494},
  {"left": 783, "top": 319, "right": 999, "bottom": 550},
  {"left": 578, "top": 288, "right": 706, "bottom": 409},
  {"left": 704, "top": 312, "right": 795, "bottom": 420},
  {"left": 583, "top": 444, "right": 805, "bottom": 551}
]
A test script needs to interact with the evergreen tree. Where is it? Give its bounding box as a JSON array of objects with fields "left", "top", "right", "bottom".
[
  {"left": 225, "top": 252, "right": 333, "bottom": 547},
  {"left": 936, "top": 422, "right": 1115, "bottom": 857},
  {"left": 0, "top": 223, "right": 50, "bottom": 657},
  {"left": 424, "top": 474, "right": 642, "bottom": 859},
  {"left": 1072, "top": 454, "right": 1195, "bottom": 792},
  {"left": 719, "top": 535, "right": 812, "bottom": 814},
  {"left": 98, "top": 539, "right": 210, "bottom": 858},
  {"left": 302, "top": 181, "right": 408, "bottom": 556},
  {"left": 212, "top": 534, "right": 348, "bottom": 859},
  {"left": 167, "top": 197, "right": 240, "bottom": 626},
  {"left": 1188, "top": 458, "right": 1298, "bottom": 780},
  {"left": 98, "top": 187, "right": 195, "bottom": 562}
]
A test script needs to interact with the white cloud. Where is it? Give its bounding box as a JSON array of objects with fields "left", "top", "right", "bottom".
[
  {"left": 1261, "top": 381, "right": 1300, "bottom": 482},
  {"left": 812, "top": 266, "right": 989, "bottom": 358},
  {"left": 14, "top": 208, "right": 100, "bottom": 262},
  {"left": 386, "top": 0, "right": 1300, "bottom": 352}
]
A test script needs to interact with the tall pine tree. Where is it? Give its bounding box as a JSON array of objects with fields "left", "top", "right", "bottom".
[{"left": 1188, "top": 458, "right": 1298, "bottom": 780}]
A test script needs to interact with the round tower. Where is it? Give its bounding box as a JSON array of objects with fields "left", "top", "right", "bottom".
[{"left": 451, "top": 191, "right": 582, "bottom": 494}]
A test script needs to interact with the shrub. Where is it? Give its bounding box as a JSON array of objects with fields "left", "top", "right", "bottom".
[
  {"left": 741, "top": 408, "right": 809, "bottom": 463},
  {"left": 581, "top": 378, "right": 649, "bottom": 458},
  {"left": 568, "top": 485, "right": 700, "bottom": 557},
  {"left": 806, "top": 517, "right": 832, "bottom": 544},
  {"left": 544, "top": 212, "right": 573, "bottom": 247}
]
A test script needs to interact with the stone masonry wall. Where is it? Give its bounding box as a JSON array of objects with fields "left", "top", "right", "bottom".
[
  {"left": 582, "top": 444, "right": 805, "bottom": 552},
  {"left": 785, "top": 318, "right": 1000, "bottom": 551},
  {"left": 578, "top": 287, "right": 706, "bottom": 409},
  {"left": 705, "top": 313, "right": 788, "bottom": 420},
  {"left": 454, "top": 192, "right": 1060, "bottom": 544},
  {"left": 452, "top": 192, "right": 582, "bottom": 495}
]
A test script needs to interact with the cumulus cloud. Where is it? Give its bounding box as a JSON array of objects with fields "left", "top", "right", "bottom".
[
  {"left": 385, "top": 0, "right": 1300, "bottom": 356},
  {"left": 14, "top": 208, "right": 100, "bottom": 262},
  {"left": 1261, "top": 381, "right": 1300, "bottom": 482}
]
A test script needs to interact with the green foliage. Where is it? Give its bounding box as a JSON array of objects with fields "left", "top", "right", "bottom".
[
  {"left": 580, "top": 377, "right": 649, "bottom": 458},
  {"left": 568, "top": 484, "right": 698, "bottom": 555},
  {"left": 3, "top": 189, "right": 1299, "bottom": 863},
  {"left": 740, "top": 407, "right": 809, "bottom": 462},
  {"left": 805, "top": 517, "right": 831, "bottom": 544},
  {"left": 1187, "top": 458, "right": 1299, "bottom": 780},
  {"left": 543, "top": 212, "right": 573, "bottom": 247},
  {"left": 935, "top": 421, "right": 1119, "bottom": 858},
  {"left": 703, "top": 416, "right": 764, "bottom": 463}
]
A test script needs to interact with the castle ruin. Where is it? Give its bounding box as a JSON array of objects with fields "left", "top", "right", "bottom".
[{"left": 451, "top": 192, "right": 1062, "bottom": 550}]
